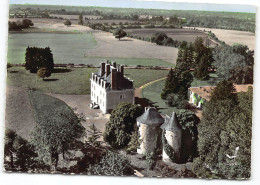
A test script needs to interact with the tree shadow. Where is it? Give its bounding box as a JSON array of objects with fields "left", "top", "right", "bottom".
[
  {"left": 53, "top": 68, "right": 72, "bottom": 73},
  {"left": 43, "top": 78, "right": 59, "bottom": 82},
  {"left": 8, "top": 71, "right": 19, "bottom": 73},
  {"left": 135, "top": 97, "right": 161, "bottom": 110}
]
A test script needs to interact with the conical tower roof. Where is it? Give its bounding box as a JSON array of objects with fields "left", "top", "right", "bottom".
[
  {"left": 137, "top": 107, "right": 164, "bottom": 125},
  {"left": 160, "top": 112, "right": 182, "bottom": 131}
]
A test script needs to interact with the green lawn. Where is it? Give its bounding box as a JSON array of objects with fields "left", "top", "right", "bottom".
[
  {"left": 7, "top": 67, "right": 169, "bottom": 94},
  {"left": 8, "top": 32, "right": 97, "bottom": 65},
  {"left": 141, "top": 73, "right": 221, "bottom": 115},
  {"left": 7, "top": 67, "right": 96, "bottom": 95}
]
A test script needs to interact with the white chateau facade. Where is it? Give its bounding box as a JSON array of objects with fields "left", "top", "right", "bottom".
[{"left": 90, "top": 61, "right": 135, "bottom": 114}]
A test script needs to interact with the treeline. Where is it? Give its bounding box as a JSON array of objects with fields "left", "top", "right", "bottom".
[
  {"left": 8, "top": 19, "right": 34, "bottom": 31},
  {"left": 184, "top": 17, "right": 255, "bottom": 33}
]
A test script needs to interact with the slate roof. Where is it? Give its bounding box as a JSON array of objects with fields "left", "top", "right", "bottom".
[
  {"left": 137, "top": 107, "right": 164, "bottom": 125},
  {"left": 160, "top": 112, "right": 182, "bottom": 132}
]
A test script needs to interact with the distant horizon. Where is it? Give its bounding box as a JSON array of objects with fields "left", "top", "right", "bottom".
[{"left": 9, "top": 0, "right": 256, "bottom": 13}]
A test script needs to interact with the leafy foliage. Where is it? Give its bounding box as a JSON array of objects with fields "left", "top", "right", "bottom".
[
  {"left": 78, "top": 14, "right": 84, "bottom": 25},
  {"left": 30, "top": 91, "right": 85, "bottom": 168},
  {"left": 127, "top": 126, "right": 141, "bottom": 153},
  {"left": 151, "top": 32, "right": 168, "bottom": 45},
  {"left": 64, "top": 19, "right": 72, "bottom": 26},
  {"left": 87, "top": 124, "right": 103, "bottom": 147},
  {"left": 88, "top": 152, "right": 134, "bottom": 176},
  {"left": 162, "top": 130, "right": 177, "bottom": 163},
  {"left": 146, "top": 152, "right": 156, "bottom": 170},
  {"left": 213, "top": 45, "right": 254, "bottom": 83},
  {"left": 166, "top": 93, "right": 187, "bottom": 109},
  {"left": 37, "top": 67, "right": 51, "bottom": 80},
  {"left": 210, "top": 80, "right": 236, "bottom": 103},
  {"left": 25, "top": 46, "right": 54, "bottom": 73},
  {"left": 8, "top": 19, "right": 34, "bottom": 31},
  {"left": 104, "top": 103, "right": 143, "bottom": 149},
  {"left": 192, "top": 83, "right": 253, "bottom": 179},
  {"left": 4, "top": 129, "right": 48, "bottom": 172},
  {"left": 161, "top": 68, "right": 193, "bottom": 99},
  {"left": 114, "top": 28, "right": 127, "bottom": 40}
]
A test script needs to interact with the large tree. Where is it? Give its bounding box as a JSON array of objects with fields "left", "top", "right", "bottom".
[
  {"left": 213, "top": 45, "right": 254, "bottom": 83},
  {"left": 64, "top": 20, "right": 72, "bottom": 27},
  {"left": 161, "top": 68, "right": 193, "bottom": 100},
  {"left": 78, "top": 14, "right": 84, "bottom": 25},
  {"left": 192, "top": 81, "right": 252, "bottom": 179},
  {"left": 103, "top": 103, "right": 143, "bottom": 149},
  {"left": 114, "top": 29, "right": 127, "bottom": 40},
  {"left": 25, "top": 47, "right": 54, "bottom": 73}
]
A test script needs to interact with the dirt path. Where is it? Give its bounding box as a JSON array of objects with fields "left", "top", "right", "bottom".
[
  {"left": 135, "top": 77, "right": 166, "bottom": 98},
  {"left": 5, "top": 86, "right": 36, "bottom": 141}
]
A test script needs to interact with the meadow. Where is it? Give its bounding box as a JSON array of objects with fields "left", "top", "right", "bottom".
[
  {"left": 7, "top": 67, "right": 169, "bottom": 95},
  {"left": 8, "top": 32, "right": 96, "bottom": 65}
]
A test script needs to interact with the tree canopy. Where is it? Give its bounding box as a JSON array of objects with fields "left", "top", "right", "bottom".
[
  {"left": 213, "top": 45, "right": 254, "bottom": 84},
  {"left": 64, "top": 20, "right": 72, "bottom": 26},
  {"left": 78, "top": 14, "right": 84, "bottom": 25},
  {"left": 37, "top": 67, "right": 51, "bottom": 80},
  {"left": 114, "top": 29, "right": 127, "bottom": 40},
  {"left": 103, "top": 103, "right": 143, "bottom": 149},
  {"left": 192, "top": 81, "right": 253, "bottom": 179},
  {"left": 25, "top": 47, "right": 54, "bottom": 73}
]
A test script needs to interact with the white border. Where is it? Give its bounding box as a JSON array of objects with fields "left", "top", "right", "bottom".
[{"left": 0, "top": 1, "right": 259, "bottom": 185}]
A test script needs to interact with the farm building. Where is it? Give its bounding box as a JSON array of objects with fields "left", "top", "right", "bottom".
[
  {"left": 90, "top": 61, "right": 134, "bottom": 114},
  {"left": 189, "top": 84, "right": 253, "bottom": 108}
]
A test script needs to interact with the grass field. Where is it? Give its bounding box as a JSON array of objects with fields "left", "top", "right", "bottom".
[
  {"left": 8, "top": 32, "right": 97, "bottom": 65},
  {"left": 141, "top": 73, "right": 221, "bottom": 115},
  {"left": 7, "top": 67, "right": 169, "bottom": 94}
]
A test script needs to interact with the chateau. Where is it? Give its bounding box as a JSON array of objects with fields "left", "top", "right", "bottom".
[{"left": 90, "top": 62, "right": 135, "bottom": 113}]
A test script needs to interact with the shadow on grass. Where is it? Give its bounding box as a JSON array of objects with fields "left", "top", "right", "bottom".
[
  {"left": 43, "top": 78, "right": 59, "bottom": 82},
  {"left": 53, "top": 68, "right": 72, "bottom": 73},
  {"left": 119, "top": 39, "right": 133, "bottom": 41},
  {"left": 8, "top": 71, "right": 19, "bottom": 73},
  {"left": 135, "top": 97, "right": 163, "bottom": 110}
]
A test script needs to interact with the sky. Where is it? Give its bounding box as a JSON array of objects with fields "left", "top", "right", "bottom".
[{"left": 9, "top": 0, "right": 256, "bottom": 13}]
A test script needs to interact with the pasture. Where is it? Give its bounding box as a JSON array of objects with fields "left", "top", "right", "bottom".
[
  {"left": 8, "top": 32, "right": 97, "bottom": 65},
  {"left": 125, "top": 28, "right": 216, "bottom": 44},
  {"left": 7, "top": 67, "right": 169, "bottom": 95}
]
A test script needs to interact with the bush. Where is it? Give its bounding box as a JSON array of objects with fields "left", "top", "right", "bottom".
[
  {"left": 166, "top": 93, "right": 187, "bottom": 109},
  {"left": 37, "top": 67, "right": 51, "bottom": 80},
  {"left": 88, "top": 152, "right": 134, "bottom": 176},
  {"left": 104, "top": 103, "right": 143, "bottom": 149},
  {"left": 127, "top": 126, "right": 140, "bottom": 153}
]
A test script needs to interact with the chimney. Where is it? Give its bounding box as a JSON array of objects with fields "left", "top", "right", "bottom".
[
  {"left": 106, "top": 64, "right": 111, "bottom": 77},
  {"left": 112, "top": 62, "right": 116, "bottom": 68},
  {"left": 120, "top": 65, "right": 124, "bottom": 76},
  {"left": 111, "top": 68, "right": 117, "bottom": 90},
  {"left": 101, "top": 62, "right": 105, "bottom": 76}
]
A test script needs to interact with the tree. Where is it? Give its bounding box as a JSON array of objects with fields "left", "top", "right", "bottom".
[
  {"left": 78, "top": 14, "right": 84, "bottom": 25},
  {"left": 22, "top": 19, "right": 34, "bottom": 28},
  {"left": 213, "top": 45, "right": 254, "bottom": 81},
  {"left": 114, "top": 29, "right": 127, "bottom": 40},
  {"left": 64, "top": 20, "right": 72, "bottom": 27},
  {"left": 103, "top": 103, "right": 143, "bottom": 149},
  {"left": 37, "top": 67, "right": 51, "bottom": 80},
  {"left": 4, "top": 129, "right": 38, "bottom": 172},
  {"left": 25, "top": 47, "right": 54, "bottom": 73},
  {"left": 151, "top": 32, "right": 168, "bottom": 45},
  {"left": 210, "top": 80, "right": 236, "bottom": 103},
  {"left": 192, "top": 83, "right": 252, "bottom": 179},
  {"left": 161, "top": 68, "right": 193, "bottom": 99},
  {"left": 194, "top": 55, "right": 210, "bottom": 80},
  {"left": 229, "top": 66, "right": 253, "bottom": 84}
]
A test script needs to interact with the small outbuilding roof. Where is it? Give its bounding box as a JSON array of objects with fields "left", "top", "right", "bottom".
[
  {"left": 137, "top": 107, "right": 164, "bottom": 125},
  {"left": 160, "top": 112, "right": 182, "bottom": 132}
]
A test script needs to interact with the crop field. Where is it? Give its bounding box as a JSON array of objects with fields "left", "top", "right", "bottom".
[
  {"left": 193, "top": 27, "right": 255, "bottom": 50},
  {"left": 8, "top": 32, "right": 97, "bottom": 64},
  {"left": 7, "top": 67, "right": 169, "bottom": 94},
  {"left": 86, "top": 19, "right": 136, "bottom": 24},
  {"left": 125, "top": 28, "right": 216, "bottom": 44},
  {"left": 87, "top": 32, "right": 178, "bottom": 64}
]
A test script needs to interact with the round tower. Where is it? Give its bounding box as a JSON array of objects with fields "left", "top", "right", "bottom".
[
  {"left": 160, "top": 112, "right": 182, "bottom": 163},
  {"left": 136, "top": 107, "right": 164, "bottom": 155}
]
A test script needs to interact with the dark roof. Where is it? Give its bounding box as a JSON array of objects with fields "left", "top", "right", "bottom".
[
  {"left": 137, "top": 107, "right": 164, "bottom": 125},
  {"left": 160, "top": 112, "right": 182, "bottom": 132}
]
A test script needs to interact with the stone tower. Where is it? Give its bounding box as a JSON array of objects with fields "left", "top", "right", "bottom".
[
  {"left": 136, "top": 107, "right": 164, "bottom": 155},
  {"left": 160, "top": 112, "right": 182, "bottom": 163}
]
